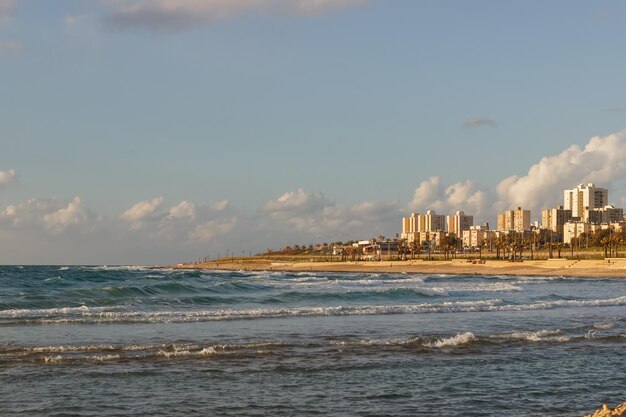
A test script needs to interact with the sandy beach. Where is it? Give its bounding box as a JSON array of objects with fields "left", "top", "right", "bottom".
[{"left": 168, "top": 258, "right": 626, "bottom": 278}]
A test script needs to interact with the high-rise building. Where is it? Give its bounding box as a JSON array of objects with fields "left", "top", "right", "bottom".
[
  {"left": 564, "top": 184, "right": 608, "bottom": 218},
  {"left": 497, "top": 212, "right": 506, "bottom": 232},
  {"left": 446, "top": 211, "right": 473, "bottom": 236},
  {"left": 424, "top": 210, "right": 445, "bottom": 232},
  {"left": 585, "top": 205, "right": 624, "bottom": 224},
  {"left": 402, "top": 211, "right": 444, "bottom": 242},
  {"left": 401, "top": 213, "right": 423, "bottom": 243},
  {"left": 497, "top": 207, "right": 530, "bottom": 232},
  {"left": 541, "top": 206, "right": 572, "bottom": 235}
]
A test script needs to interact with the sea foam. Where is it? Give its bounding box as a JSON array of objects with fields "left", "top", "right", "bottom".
[{"left": 425, "top": 332, "right": 478, "bottom": 348}]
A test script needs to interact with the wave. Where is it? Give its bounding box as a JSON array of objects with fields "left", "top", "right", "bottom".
[
  {"left": 0, "top": 299, "right": 502, "bottom": 325},
  {"left": 491, "top": 329, "right": 568, "bottom": 342},
  {"left": 3, "top": 294, "right": 626, "bottom": 325},
  {"left": 592, "top": 323, "right": 615, "bottom": 330},
  {"left": 425, "top": 332, "right": 478, "bottom": 348},
  {"left": 4, "top": 330, "right": 625, "bottom": 366},
  {"left": 1, "top": 341, "right": 294, "bottom": 365}
]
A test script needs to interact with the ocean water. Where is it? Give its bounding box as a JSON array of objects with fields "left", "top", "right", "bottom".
[{"left": 1, "top": 266, "right": 625, "bottom": 416}]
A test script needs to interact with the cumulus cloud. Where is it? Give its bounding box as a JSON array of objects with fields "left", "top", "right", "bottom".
[
  {"left": 406, "top": 130, "right": 626, "bottom": 222},
  {"left": 1, "top": 198, "right": 58, "bottom": 228},
  {"left": 4, "top": 129, "right": 626, "bottom": 263},
  {"left": 0, "top": 169, "right": 16, "bottom": 186},
  {"left": 189, "top": 217, "right": 237, "bottom": 242},
  {"left": 0, "top": 41, "right": 22, "bottom": 56},
  {"left": 43, "top": 197, "right": 93, "bottom": 233},
  {"left": 464, "top": 118, "right": 497, "bottom": 128},
  {"left": 495, "top": 129, "right": 626, "bottom": 214},
  {"left": 407, "top": 176, "right": 489, "bottom": 218},
  {"left": 264, "top": 188, "right": 331, "bottom": 217},
  {"left": 260, "top": 188, "right": 400, "bottom": 240},
  {"left": 210, "top": 199, "right": 229, "bottom": 212},
  {"left": 120, "top": 196, "right": 164, "bottom": 229},
  {"left": 166, "top": 200, "right": 196, "bottom": 220},
  {"left": 104, "top": 0, "right": 368, "bottom": 31},
  {"left": 1, "top": 196, "right": 98, "bottom": 234}
]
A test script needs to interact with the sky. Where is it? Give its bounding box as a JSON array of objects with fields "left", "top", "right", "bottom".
[{"left": 1, "top": 0, "right": 626, "bottom": 264}]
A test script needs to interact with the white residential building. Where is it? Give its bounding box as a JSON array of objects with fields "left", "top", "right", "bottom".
[{"left": 564, "top": 183, "right": 608, "bottom": 219}]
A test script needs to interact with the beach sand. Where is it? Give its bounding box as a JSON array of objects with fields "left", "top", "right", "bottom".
[{"left": 167, "top": 258, "right": 626, "bottom": 278}]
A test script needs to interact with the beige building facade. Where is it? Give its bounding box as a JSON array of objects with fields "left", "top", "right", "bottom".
[
  {"left": 446, "top": 210, "right": 474, "bottom": 236},
  {"left": 563, "top": 222, "right": 595, "bottom": 244},
  {"left": 541, "top": 206, "right": 572, "bottom": 235},
  {"left": 497, "top": 207, "right": 531, "bottom": 232},
  {"left": 462, "top": 225, "right": 493, "bottom": 249}
]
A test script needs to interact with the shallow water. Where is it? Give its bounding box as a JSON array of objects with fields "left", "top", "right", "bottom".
[{"left": 1, "top": 266, "right": 625, "bottom": 416}]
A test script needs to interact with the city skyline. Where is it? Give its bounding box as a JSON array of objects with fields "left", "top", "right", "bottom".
[{"left": 1, "top": 1, "right": 626, "bottom": 263}]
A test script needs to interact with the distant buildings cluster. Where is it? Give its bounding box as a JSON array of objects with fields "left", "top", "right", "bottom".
[
  {"left": 401, "top": 183, "right": 626, "bottom": 249},
  {"left": 547, "top": 183, "right": 623, "bottom": 244},
  {"left": 401, "top": 210, "right": 474, "bottom": 247}
]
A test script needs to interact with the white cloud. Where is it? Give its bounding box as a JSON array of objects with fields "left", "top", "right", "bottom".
[
  {"left": 210, "top": 199, "right": 229, "bottom": 212},
  {"left": 495, "top": 129, "right": 626, "bottom": 214},
  {"left": 406, "top": 130, "right": 626, "bottom": 223},
  {"left": 408, "top": 176, "right": 489, "bottom": 219},
  {"left": 104, "top": 0, "right": 368, "bottom": 31},
  {"left": 3, "top": 129, "right": 626, "bottom": 264},
  {"left": 167, "top": 200, "right": 196, "bottom": 220},
  {"left": 464, "top": 118, "right": 497, "bottom": 128},
  {"left": 42, "top": 197, "right": 92, "bottom": 233},
  {"left": 264, "top": 188, "right": 331, "bottom": 217},
  {"left": 120, "top": 196, "right": 164, "bottom": 229},
  {"left": 1, "top": 198, "right": 58, "bottom": 228},
  {"left": 1, "top": 196, "right": 98, "bottom": 234},
  {"left": 0, "top": 40, "right": 22, "bottom": 56},
  {"left": 189, "top": 217, "right": 237, "bottom": 242},
  {"left": 0, "top": 169, "right": 16, "bottom": 186},
  {"left": 260, "top": 188, "right": 400, "bottom": 241}
]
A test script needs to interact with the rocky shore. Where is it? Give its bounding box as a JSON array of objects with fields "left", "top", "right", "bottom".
[{"left": 586, "top": 403, "right": 626, "bottom": 417}]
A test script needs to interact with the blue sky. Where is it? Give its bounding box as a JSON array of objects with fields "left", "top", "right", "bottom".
[{"left": 1, "top": 0, "right": 626, "bottom": 264}]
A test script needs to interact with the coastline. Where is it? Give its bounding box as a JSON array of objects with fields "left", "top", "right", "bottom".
[{"left": 165, "top": 258, "right": 626, "bottom": 278}]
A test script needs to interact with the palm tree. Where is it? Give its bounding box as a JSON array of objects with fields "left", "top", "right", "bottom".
[
  {"left": 440, "top": 235, "right": 456, "bottom": 260},
  {"left": 600, "top": 236, "right": 610, "bottom": 259},
  {"left": 411, "top": 239, "right": 420, "bottom": 260},
  {"left": 494, "top": 235, "right": 505, "bottom": 260},
  {"left": 611, "top": 235, "right": 623, "bottom": 258},
  {"left": 398, "top": 238, "right": 407, "bottom": 260}
]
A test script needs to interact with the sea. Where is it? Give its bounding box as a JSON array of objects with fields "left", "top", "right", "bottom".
[{"left": 1, "top": 266, "right": 625, "bottom": 416}]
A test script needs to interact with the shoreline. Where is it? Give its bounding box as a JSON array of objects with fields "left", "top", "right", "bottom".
[{"left": 164, "top": 258, "right": 626, "bottom": 278}]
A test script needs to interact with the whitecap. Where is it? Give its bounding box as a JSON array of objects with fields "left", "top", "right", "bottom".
[
  {"left": 425, "top": 332, "right": 477, "bottom": 348},
  {"left": 592, "top": 323, "right": 615, "bottom": 330}
]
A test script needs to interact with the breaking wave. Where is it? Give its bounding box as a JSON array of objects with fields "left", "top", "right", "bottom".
[
  {"left": 2, "top": 294, "right": 626, "bottom": 326},
  {"left": 425, "top": 332, "right": 478, "bottom": 348}
]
